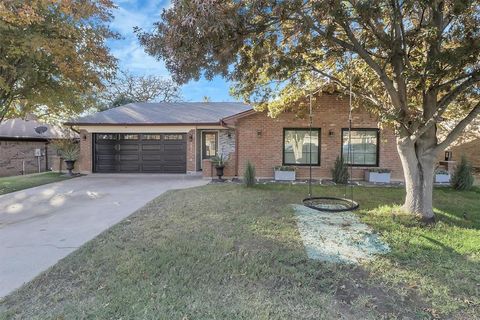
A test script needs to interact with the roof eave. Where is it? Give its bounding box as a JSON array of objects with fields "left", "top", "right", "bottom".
[
  {"left": 64, "top": 121, "right": 224, "bottom": 127},
  {"left": 221, "top": 109, "right": 258, "bottom": 126}
]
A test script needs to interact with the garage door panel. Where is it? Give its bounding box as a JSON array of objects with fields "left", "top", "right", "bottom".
[
  {"left": 142, "top": 154, "right": 163, "bottom": 161},
  {"left": 97, "top": 154, "right": 115, "bottom": 161},
  {"left": 96, "top": 144, "right": 115, "bottom": 151},
  {"left": 119, "top": 154, "right": 139, "bottom": 161},
  {"left": 164, "top": 144, "right": 185, "bottom": 151},
  {"left": 94, "top": 133, "right": 187, "bottom": 173},
  {"left": 119, "top": 144, "right": 139, "bottom": 152},
  {"left": 119, "top": 164, "right": 141, "bottom": 172},
  {"left": 96, "top": 164, "right": 116, "bottom": 172},
  {"left": 142, "top": 144, "right": 161, "bottom": 151},
  {"left": 162, "top": 165, "right": 186, "bottom": 173}
]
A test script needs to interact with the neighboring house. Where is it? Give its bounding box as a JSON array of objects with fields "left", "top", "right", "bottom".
[
  {"left": 0, "top": 117, "right": 72, "bottom": 177},
  {"left": 66, "top": 94, "right": 405, "bottom": 181}
]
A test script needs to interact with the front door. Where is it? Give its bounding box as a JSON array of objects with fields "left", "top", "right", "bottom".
[{"left": 202, "top": 132, "right": 218, "bottom": 162}]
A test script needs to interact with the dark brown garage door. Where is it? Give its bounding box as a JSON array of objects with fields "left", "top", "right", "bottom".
[{"left": 94, "top": 133, "right": 187, "bottom": 173}]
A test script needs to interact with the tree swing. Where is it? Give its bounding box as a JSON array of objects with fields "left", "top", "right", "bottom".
[{"left": 302, "top": 73, "right": 359, "bottom": 212}]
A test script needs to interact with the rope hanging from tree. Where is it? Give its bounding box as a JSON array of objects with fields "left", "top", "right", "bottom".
[{"left": 302, "top": 56, "right": 359, "bottom": 212}]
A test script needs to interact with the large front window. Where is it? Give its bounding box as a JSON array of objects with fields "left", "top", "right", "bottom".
[
  {"left": 342, "top": 129, "right": 379, "bottom": 166},
  {"left": 283, "top": 128, "right": 320, "bottom": 166}
]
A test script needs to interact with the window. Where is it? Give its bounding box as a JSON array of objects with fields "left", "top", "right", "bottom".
[
  {"left": 142, "top": 134, "right": 161, "bottom": 140},
  {"left": 96, "top": 134, "right": 116, "bottom": 141},
  {"left": 202, "top": 132, "right": 217, "bottom": 159},
  {"left": 119, "top": 134, "right": 139, "bottom": 140},
  {"left": 283, "top": 128, "right": 320, "bottom": 166},
  {"left": 341, "top": 129, "right": 379, "bottom": 166},
  {"left": 163, "top": 134, "right": 184, "bottom": 141}
]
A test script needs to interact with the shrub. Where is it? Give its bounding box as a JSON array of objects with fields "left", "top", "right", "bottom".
[
  {"left": 331, "top": 156, "right": 349, "bottom": 184},
  {"left": 244, "top": 161, "right": 256, "bottom": 187},
  {"left": 366, "top": 168, "right": 391, "bottom": 173},
  {"left": 451, "top": 155, "right": 474, "bottom": 191},
  {"left": 51, "top": 139, "right": 80, "bottom": 161},
  {"left": 274, "top": 165, "right": 295, "bottom": 171}
]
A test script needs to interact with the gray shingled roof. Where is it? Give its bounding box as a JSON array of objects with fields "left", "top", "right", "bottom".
[
  {"left": 0, "top": 118, "right": 73, "bottom": 140},
  {"left": 67, "top": 102, "right": 253, "bottom": 125}
]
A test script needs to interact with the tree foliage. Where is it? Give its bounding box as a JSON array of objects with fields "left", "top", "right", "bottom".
[
  {"left": 0, "top": 0, "right": 118, "bottom": 123},
  {"left": 98, "top": 71, "right": 182, "bottom": 111},
  {"left": 138, "top": 0, "right": 479, "bottom": 145}
]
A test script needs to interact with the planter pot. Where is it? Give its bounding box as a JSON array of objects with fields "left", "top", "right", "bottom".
[
  {"left": 215, "top": 165, "right": 225, "bottom": 180},
  {"left": 365, "top": 171, "right": 391, "bottom": 183},
  {"left": 274, "top": 170, "right": 296, "bottom": 181},
  {"left": 65, "top": 160, "right": 76, "bottom": 176},
  {"left": 435, "top": 173, "right": 450, "bottom": 183}
]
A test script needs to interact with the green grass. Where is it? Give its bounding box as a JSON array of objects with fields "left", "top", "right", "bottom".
[
  {"left": 0, "top": 184, "right": 478, "bottom": 319},
  {"left": 0, "top": 172, "right": 74, "bottom": 195}
]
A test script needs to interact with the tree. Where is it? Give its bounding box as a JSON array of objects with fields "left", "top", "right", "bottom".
[
  {"left": 0, "top": 0, "right": 117, "bottom": 123},
  {"left": 137, "top": 0, "right": 480, "bottom": 222},
  {"left": 98, "top": 71, "right": 182, "bottom": 110}
]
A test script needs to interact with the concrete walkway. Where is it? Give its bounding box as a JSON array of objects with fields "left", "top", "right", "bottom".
[{"left": 0, "top": 174, "right": 207, "bottom": 298}]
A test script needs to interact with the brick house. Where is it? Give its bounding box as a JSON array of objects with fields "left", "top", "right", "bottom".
[
  {"left": 66, "top": 94, "right": 404, "bottom": 181},
  {"left": 0, "top": 117, "right": 72, "bottom": 177},
  {"left": 446, "top": 138, "right": 480, "bottom": 170}
]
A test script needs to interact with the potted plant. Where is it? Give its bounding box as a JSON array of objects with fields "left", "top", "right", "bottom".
[
  {"left": 274, "top": 166, "right": 296, "bottom": 181},
  {"left": 364, "top": 168, "right": 391, "bottom": 183},
  {"left": 55, "top": 140, "right": 80, "bottom": 176},
  {"left": 435, "top": 168, "right": 450, "bottom": 183},
  {"left": 211, "top": 154, "right": 228, "bottom": 179}
]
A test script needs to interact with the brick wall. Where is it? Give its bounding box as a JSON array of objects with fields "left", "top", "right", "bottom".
[
  {"left": 0, "top": 140, "right": 62, "bottom": 177},
  {"left": 187, "top": 129, "right": 196, "bottom": 172},
  {"left": 235, "top": 94, "right": 404, "bottom": 181},
  {"left": 447, "top": 139, "right": 480, "bottom": 168},
  {"left": 202, "top": 156, "right": 236, "bottom": 179},
  {"left": 78, "top": 130, "right": 93, "bottom": 173}
]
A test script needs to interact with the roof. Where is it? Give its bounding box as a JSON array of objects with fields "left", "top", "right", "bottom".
[
  {"left": 66, "top": 102, "right": 253, "bottom": 125},
  {"left": 0, "top": 118, "right": 73, "bottom": 140}
]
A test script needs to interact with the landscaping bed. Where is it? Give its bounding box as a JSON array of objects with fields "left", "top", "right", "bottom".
[
  {"left": 0, "top": 184, "right": 478, "bottom": 319},
  {"left": 0, "top": 172, "right": 74, "bottom": 195}
]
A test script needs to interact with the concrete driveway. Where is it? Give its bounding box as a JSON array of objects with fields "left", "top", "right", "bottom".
[{"left": 0, "top": 174, "right": 207, "bottom": 298}]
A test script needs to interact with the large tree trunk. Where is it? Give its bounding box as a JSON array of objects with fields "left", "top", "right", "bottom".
[{"left": 396, "top": 137, "right": 438, "bottom": 223}]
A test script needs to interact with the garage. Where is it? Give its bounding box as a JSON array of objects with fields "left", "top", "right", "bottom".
[{"left": 94, "top": 133, "right": 187, "bottom": 173}]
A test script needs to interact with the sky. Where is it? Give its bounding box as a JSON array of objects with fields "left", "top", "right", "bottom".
[{"left": 107, "top": 0, "right": 237, "bottom": 102}]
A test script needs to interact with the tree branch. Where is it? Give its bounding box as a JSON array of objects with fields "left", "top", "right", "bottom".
[
  {"left": 435, "top": 101, "right": 480, "bottom": 151},
  {"left": 437, "top": 74, "right": 480, "bottom": 109},
  {"left": 339, "top": 21, "right": 402, "bottom": 109}
]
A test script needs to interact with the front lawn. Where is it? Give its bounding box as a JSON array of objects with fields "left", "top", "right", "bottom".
[
  {"left": 0, "top": 172, "right": 73, "bottom": 195},
  {"left": 1, "top": 184, "right": 478, "bottom": 319}
]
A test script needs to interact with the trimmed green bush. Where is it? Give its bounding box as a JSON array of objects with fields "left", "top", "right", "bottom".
[
  {"left": 451, "top": 155, "right": 474, "bottom": 191},
  {"left": 331, "top": 156, "right": 349, "bottom": 184},
  {"left": 244, "top": 161, "right": 256, "bottom": 187}
]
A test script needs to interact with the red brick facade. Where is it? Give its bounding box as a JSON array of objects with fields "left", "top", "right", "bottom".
[
  {"left": 233, "top": 95, "right": 403, "bottom": 181},
  {"left": 78, "top": 130, "right": 93, "bottom": 173}
]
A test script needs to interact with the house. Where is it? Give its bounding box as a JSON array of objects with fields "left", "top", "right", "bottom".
[
  {"left": 445, "top": 138, "right": 480, "bottom": 170},
  {"left": 0, "top": 117, "right": 73, "bottom": 177},
  {"left": 65, "top": 94, "right": 404, "bottom": 181}
]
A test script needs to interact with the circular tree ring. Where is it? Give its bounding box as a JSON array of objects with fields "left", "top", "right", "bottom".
[{"left": 302, "top": 196, "right": 359, "bottom": 212}]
